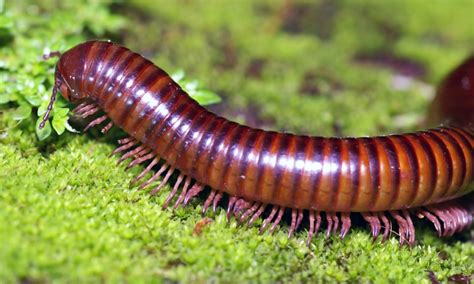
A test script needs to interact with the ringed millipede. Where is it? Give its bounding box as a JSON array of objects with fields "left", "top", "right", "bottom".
[{"left": 40, "top": 41, "right": 474, "bottom": 246}]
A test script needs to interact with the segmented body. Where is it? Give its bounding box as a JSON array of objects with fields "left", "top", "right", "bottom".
[{"left": 43, "top": 41, "right": 474, "bottom": 245}]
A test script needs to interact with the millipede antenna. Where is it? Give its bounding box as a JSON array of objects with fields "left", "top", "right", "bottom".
[
  {"left": 39, "top": 83, "right": 58, "bottom": 129},
  {"left": 39, "top": 50, "right": 62, "bottom": 129}
]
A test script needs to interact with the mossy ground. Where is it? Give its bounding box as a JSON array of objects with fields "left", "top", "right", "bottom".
[{"left": 1, "top": 1, "right": 473, "bottom": 283}]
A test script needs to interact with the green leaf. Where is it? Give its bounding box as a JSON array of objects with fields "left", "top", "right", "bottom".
[
  {"left": 24, "top": 93, "right": 43, "bottom": 106},
  {"left": 37, "top": 100, "right": 49, "bottom": 116},
  {"left": 184, "top": 80, "right": 199, "bottom": 92},
  {"left": 23, "top": 83, "right": 45, "bottom": 106},
  {"left": 52, "top": 114, "right": 66, "bottom": 135},
  {"left": 171, "top": 69, "right": 185, "bottom": 82},
  {"left": 35, "top": 117, "right": 52, "bottom": 141},
  {"left": 190, "top": 89, "right": 222, "bottom": 106},
  {"left": 55, "top": 96, "right": 69, "bottom": 107},
  {"left": 12, "top": 104, "right": 32, "bottom": 120},
  {"left": 53, "top": 107, "right": 69, "bottom": 117},
  {"left": 170, "top": 70, "right": 221, "bottom": 106},
  {"left": 0, "top": 93, "right": 10, "bottom": 104}
]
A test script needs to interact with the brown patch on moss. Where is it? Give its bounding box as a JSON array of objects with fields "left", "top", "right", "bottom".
[
  {"left": 276, "top": 0, "right": 338, "bottom": 40},
  {"left": 245, "top": 58, "right": 266, "bottom": 78},
  {"left": 18, "top": 276, "right": 46, "bottom": 284},
  {"left": 299, "top": 70, "right": 343, "bottom": 97},
  {"left": 193, "top": 218, "right": 213, "bottom": 236},
  {"left": 332, "top": 121, "right": 344, "bottom": 137},
  {"left": 354, "top": 53, "right": 426, "bottom": 79},
  {"left": 164, "top": 258, "right": 185, "bottom": 269},
  {"left": 214, "top": 33, "right": 238, "bottom": 70},
  {"left": 438, "top": 250, "right": 449, "bottom": 260},
  {"left": 299, "top": 71, "right": 321, "bottom": 96}
]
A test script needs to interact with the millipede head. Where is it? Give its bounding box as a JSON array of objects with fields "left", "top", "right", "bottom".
[
  {"left": 39, "top": 42, "right": 98, "bottom": 128},
  {"left": 53, "top": 42, "right": 94, "bottom": 102}
]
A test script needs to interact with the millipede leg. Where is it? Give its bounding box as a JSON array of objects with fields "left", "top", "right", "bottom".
[
  {"left": 269, "top": 206, "right": 285, "bottom": 234},
  {"left": 288, "top": 209, "right": 299, "bottom": 238},
  {"left": 451, "top": 205, "right": 470, "bottom": 233},
  {"left": 226, "top": 196, "right": 238, "bottom": 220},
  {"left": 440, "top": 207, "right": 456, "bottom": 237},
  {"left": 325, "top": 213, "right": 334, "bottom": 237},
  {"left": 314, "top": 211, "right": 322, "bottom": 236},
  {"left": 296, "top": 209, "right": 304, "bottom": 231},
  {"left": 340, "top": 213, "right": 351, "bottom": 239},
  {"left": 402, "top": 210, "right": 415, "bottom": 246},
  {"left": 362, "top": 212, "right": 381, "bottom": 241},
  {"left": 426, "top": 205, "right": 452, "bottom": 237},
  {"left": 248, "top": 203, "right": 267, "bottom": 227},
  {"left": 416, "top": 208, "right": 442, "bottom": 236},
  {"left": 79, "top": 106, "right": 99, "bottom": 118},
  {"left": 202, "top": 190, "right": 217, "bottom": 214},
  {"left": 446, "top": 206, "right": 460, "bottom": 236},
  {"left": 73, "top": 103, "right": 94, "bottom": 115},
  {"left": 183, "top": 183, "right": 204, "bottom": 206},
  {"left": 306, "top": 210, "right": 323, "bottom": 245},
  {"left": 127, "top": 152, "right": 155, "bottom": 170},
  {"left": 233, "top": 199, "right": 251, "bottom": 217},
  {"left": 84, "top": 115, "right": 107, "bottom": 132},
  {"left": 332, "top": 213, "right": 339, "bottom": 234},
  {"left": 111, "top": 140, "right": 137, "bottom": 156},
  {"left": 101, "top": 121, "right": 113, "bottom": 133},
  {"left": 72, "top": 102, "right": 89, "bottom": 113},
  {"left": 260, "top": 206, "right": 278, "bottom": 234},
  {"left": 118, "top": 145, "right": 146, "bottom": 164},
  {"left": 442, "top": 207, "right": 456, "bottom": 237},
  {"left": 450, "top": 206, "right": 464, "bottom": 233},
  {"left": 372, "top": 213, "right": 382, "bottom": 241},
  {"left": 118, "top": 137, "right": 135, "bottom": 145},
  {"left": 135, "top": 148, "right": 150, "bottom": 157},
  {"left": 239, "top": 202, "right": 260, "bottom": 224},
  {"left": 212, "top": 192, "right": 223, "bottom": 213},
  {"left": 174, "top": 176, "right": 192, "bottom": 209},
  {"left": 459, "top": 205, "right": 473, "bottom": 232},
  {"left": 139, "top": 163, "right": 169, "bottom": 190},
  {"left": 131, "top": 158, "right": 159, "bottom": 185},
  {"left": 450, "top": 207, "right": 464, "bottom": 235},
  {"left": 163, "top": 173, "right": 184, "bottom": 209},
  {"left": 377, "top": 212, "right": 391, "bottom": 242},
  {"left": 124, "top": 147, "right": 150, "bottom": 165},
  {"left": 150, "top": 167, "right": 174, "bottom": 195},
  {"left": 390, "top": 211, "right": 409, "bottom": 246}
]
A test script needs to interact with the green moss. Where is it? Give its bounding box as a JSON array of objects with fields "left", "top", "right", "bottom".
[{"left": 1, "top": 0, "right": 473, "bottom": 283}]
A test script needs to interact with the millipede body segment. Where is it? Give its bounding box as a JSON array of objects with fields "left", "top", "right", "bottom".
[{"left": 41, "top": 41, "right": 474, "bottom": 246}]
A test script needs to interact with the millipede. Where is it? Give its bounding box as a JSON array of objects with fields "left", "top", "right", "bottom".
[{"left": 40, "top": 41, "right": 474, "bottom": 246}]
